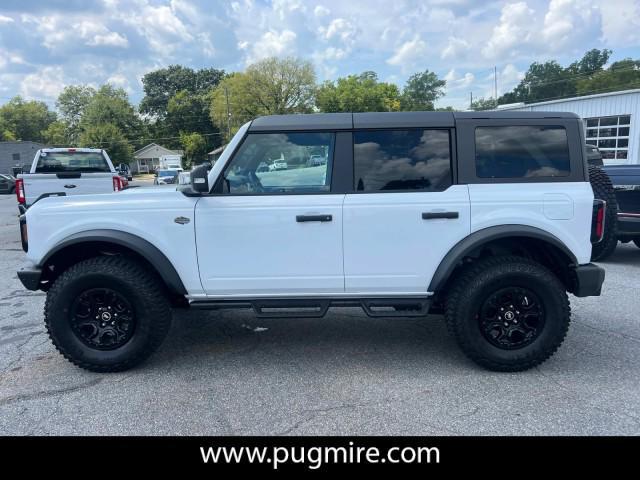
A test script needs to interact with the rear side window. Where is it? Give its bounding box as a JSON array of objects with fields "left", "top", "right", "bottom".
[
  {"left": 475, "top": 126, "right": 570, "bottom": 178},
  {"left": 35, "top": 152, "right": 110, "bottom": 173},
  {"left": 353, "top": 129, "right": 452, "bottom": 192}
]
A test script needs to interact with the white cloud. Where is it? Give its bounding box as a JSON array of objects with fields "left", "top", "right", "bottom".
[
  {"left": 598, "top": 0, "right": 640, "bottom": 45},
  {"left": 246, "top": 29, "right": 297, "bottom": 63},
  {"left": 314, "top": 5, "right": 330, "bottom": 17},
  {"left": 0, "top": 15, "right": 14, "bottom": 24},
  {"left": 482, "top": 2, "right": 535, "bottom": 59},
  {"left": 88, "top": 31, "right": 129, "bottom": 48},
  {"left": 323, "top": 18, "right": 357, "bottom": 44},
  {"left": 387, "top": 36, "right": 428, "bottom": 68},
  {"left": 20, "top": 66, "right": 65, "bottom": 101},
  {"left": 441, "top": 36, "right": 471, "bottom": 60},
  {"left": 106, "top": 73, "right": 133, "bottom": 93},
  {"left": 444, "top": 69, "right": 475, "bottom": 90},
  {"left": 125, "top": 2, "right": 193, "bottom": 55},
  {"left": 500, "top": 63, "right": 524, "bottom": 91},
  {"left": 542, "top": 0, "right": 601, "bottom": 49}
]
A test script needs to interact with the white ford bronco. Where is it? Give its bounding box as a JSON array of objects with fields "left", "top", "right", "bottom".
[{"left": 17, "top": 112, "right": 606, "bottom": 372}]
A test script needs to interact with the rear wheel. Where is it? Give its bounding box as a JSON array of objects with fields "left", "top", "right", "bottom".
[
  {"left": 45, "top": 256, "right": 172, "bottom": 372},
  {"left": 589, "top": 165, "right": 618, "bottom": 261},
  {"left": 445, "top": 256, "right": 570, "bottom": 372}
]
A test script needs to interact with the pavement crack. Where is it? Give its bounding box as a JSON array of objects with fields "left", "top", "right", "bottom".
[{"left": 0, "top": 378, "right": 103, "bottom": 407}]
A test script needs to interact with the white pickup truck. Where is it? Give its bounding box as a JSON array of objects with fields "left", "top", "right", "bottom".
[{"left": 16, "top": 148, "right": 126, "bottom": 212}]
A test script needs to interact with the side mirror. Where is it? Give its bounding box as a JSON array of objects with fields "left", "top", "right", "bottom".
[{"left": 191, "top": 164, "right": 210, "bottom": 193}]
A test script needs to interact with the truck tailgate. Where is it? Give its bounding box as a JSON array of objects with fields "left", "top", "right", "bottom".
[{"left": 22, "top": 173, "right": 115, "bottom": 205}]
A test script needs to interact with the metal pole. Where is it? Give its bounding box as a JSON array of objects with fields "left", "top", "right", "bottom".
[
  {"left": 494, "top": 66, "right": 498, "bottom": 100},
  {"left": 470, "top": 91, "right": 473, "bottom": 110},
  {"left": 224, "top": 86, "right": 231, "bottom": 140}
]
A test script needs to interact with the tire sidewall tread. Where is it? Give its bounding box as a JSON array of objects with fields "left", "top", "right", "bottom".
[
  {"left": 44, "top": 256, "right": 172, "bottom": 372},
  {"left": 445, "top": 255, "right": 570, "bottom": 372}
]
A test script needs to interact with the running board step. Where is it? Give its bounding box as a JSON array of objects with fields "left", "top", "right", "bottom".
[{"left": 189, "top": 298, "right": 431, "bottom": 318}]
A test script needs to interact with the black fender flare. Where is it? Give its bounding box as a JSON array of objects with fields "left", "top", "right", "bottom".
[
  {"left": 40, "top": 229, "right": 187, "bottom": 295},
  {"left": 428, "top": 225, "right": 578, "bottom": 293}
]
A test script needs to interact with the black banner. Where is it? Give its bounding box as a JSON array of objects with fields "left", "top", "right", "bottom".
[{"left": 0, "top": 436, "right": 636, "bottom": 473}]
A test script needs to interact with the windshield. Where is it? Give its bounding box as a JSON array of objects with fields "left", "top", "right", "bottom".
[
  {"left": 159, "top": 170, "right": 177, "bottom": 177},
  {"left": 35, "top": 152, "right": 110, "bottom": 173}
]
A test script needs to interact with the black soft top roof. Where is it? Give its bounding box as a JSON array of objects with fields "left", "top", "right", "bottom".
[{"left": 248, "top": 111, "right": 580, "bottom": 131}]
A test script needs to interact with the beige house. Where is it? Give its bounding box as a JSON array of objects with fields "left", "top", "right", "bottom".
[{"left": 133, "top": 143, "right": 183, "bottom": 174}]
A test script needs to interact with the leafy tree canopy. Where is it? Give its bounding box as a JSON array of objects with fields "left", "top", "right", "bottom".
[
  {"left": 0, "top": 96, "right": 56, "bottom": 143},
  {"left": 140, "top": 65, "right": 224, "bottom": 118}
]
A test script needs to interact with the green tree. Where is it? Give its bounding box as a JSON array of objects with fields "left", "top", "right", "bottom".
[
  {"left": 471, "top": 97, "right": 498, "bottom": 111},
  {"left": 79, "top": 123, "right": 134, "bottom": 165},
  {"left": 43, "top": 121, "right": 67, "bottom": 145},
  {"left": 0, "top": 96, "right": 56, "bottom": 142},
  {"left": 56, "top": 85, "right": 96, "bottom": 143},
  {"left": 499, "top": 60, "right": 576, "bottom": 104},
  {"left": 210, "top": 57, "right": 316, "bottom": 141},
  {"left": 498, "top": 49, "right": 618, "bottom": 105},
  {"left": 568, "top": 48, "right": 611, "bottom": 75},
  {"left": 80, "top": 85, "right": 143, "bottom": 149},
  {"left": 315, "top": 72, "right": 401, "bottom": 113},
  {"left": 0, "top": 116, "right": 16, "bottom": 141},
  {"left": 140, "top": 65, "right": 225, "bottom": 118},
  {"left": 180, "top": 132, "right": 208, "bottom": 168},
  {"left": 401, "top": 70, "right": 446, "bottom": 111},
  {"left": 576, "top": 58, "right": 640, "bottom": 95},
  {"left": 210, "top": 72, "right": 255, "bottom": 141}
]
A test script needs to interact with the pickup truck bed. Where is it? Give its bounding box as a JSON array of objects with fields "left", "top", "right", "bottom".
[{"left": 602, "top": 165, "right": 640, "bottom": 239}]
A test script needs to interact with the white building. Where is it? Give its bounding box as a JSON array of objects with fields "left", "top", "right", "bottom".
[{"left": 497, "top": 89, "right": 640, "bottom": 165}]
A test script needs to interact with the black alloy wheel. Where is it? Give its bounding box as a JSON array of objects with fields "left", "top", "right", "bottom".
[
  {"left": 478, "top": 287, "right": 545, "bottom": 350},
  {"left": 70, "top": 288, "right": 136, "bottom": 350}
]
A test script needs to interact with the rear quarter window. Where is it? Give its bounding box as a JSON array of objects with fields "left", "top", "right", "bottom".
[
  {"left": 475, "top": 125, "right": 570, "bottom": 179},
  {"left": 35, "top": 152, "right": 110, "bottom": 173}
]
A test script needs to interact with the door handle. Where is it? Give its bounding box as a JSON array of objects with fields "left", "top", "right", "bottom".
[
  {"left": 296, "top": 214, "right": 332, "bottom": 222},
  {"left": 63, "top": 184, "right": 77, "bottom": 189},
  {"left": 422, "top": 211, "right": 459, "bottom": 220}
]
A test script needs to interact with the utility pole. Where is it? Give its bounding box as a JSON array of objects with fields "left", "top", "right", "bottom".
[
  {"left": 224, "top": 86, "right": 231, "bottom": 141},
  {"left": 470, "top": 91, "right": 473, "bottom": 110},
  {"left": 494, "top": 66, "right": 498, "bottom": 101}
]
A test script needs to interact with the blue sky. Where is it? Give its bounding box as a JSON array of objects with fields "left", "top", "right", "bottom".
[{"left": 1, "top": 0, "right": 639, "bottom": 110}]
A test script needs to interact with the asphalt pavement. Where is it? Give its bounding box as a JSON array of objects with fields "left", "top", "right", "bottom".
[{"left": 0, "top": 191, "right": 639, "bottom": 435}]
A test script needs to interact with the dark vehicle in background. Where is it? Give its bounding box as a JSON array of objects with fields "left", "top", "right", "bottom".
[
  {"left": 116, "top": 163, "right": 133, "bottom": 181},
  {"left": 154, "top": 169, "right": 179, "bottom": 185},
  {"left": 602, "top": 165, "right": 640, "bottom": 249},
  {"left": 585, "top": 144, "right": 604, "bottom": 167},
  {"left": 0, "top": 174, "right": 16, "bottom": 194}
]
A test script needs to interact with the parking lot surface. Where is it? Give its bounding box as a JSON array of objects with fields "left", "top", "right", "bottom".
[{"left": 0, "top": 192, "right": 639, "bottom": 435}]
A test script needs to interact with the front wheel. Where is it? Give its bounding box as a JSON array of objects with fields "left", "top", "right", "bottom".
[
  {"left": 445, "top": 256, "right": 570, "bottom": 372},
  {"left": 45, "top": 256, "right": 172, "bottom": 372}
]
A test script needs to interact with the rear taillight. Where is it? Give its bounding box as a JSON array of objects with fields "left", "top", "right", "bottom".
[
  {"left": 112, "top": 176, "right": 124, "bottom": 192},
  {"left": 15, "top": 178, "right": 25, "bottom": 204},
  {"left": 591, "top": 199, "right": 606, "bottom": 244}
]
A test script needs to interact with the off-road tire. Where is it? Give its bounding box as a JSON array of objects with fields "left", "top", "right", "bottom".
[
  {"left": 589, "top": 165, "right": 618, "bottom": 261},
  {"left": 445, "top": 256, "right": 570, "bottom": 372},
  {"left": 45, "top": 256, "right": 172, "bottom": 372}
]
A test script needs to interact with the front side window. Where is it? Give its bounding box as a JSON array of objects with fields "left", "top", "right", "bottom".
[
  {"left": 353, "top": 129, "right": 452, "bottom": 192},
  {"left": 222, "top": 132, "right": 334, "bottom": 194},
  {"left": 475, "top": 126, "right": 570, "bottom": 178}
]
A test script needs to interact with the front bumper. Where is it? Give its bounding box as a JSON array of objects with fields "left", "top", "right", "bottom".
[
  {"left": 17, "top": 264, "right": 42, "bottom": 291},
  {"left": 571, "top": 263, "right": 605, "bottom": 297}
]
